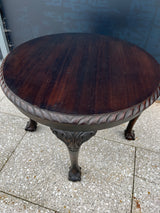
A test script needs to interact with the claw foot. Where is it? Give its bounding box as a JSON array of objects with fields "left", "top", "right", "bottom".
[
  {"left": 25, "top": 119, "right": 37, "bottom": 132},
  {"left": 124, "top": 129, "right": 135, "bottom": 140},
  {"left": 68, "top": 166, "right": 81, "bottom": 182}
]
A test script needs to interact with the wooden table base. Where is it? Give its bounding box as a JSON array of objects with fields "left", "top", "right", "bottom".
[{"left": 25, "top": 117, "right": 139, "bottom": 181}]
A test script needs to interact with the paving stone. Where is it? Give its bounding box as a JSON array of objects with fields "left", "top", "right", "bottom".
[
  {"left": 0, "top": 113, "right": 26, "bottom": 170},
  {"left": 0, "top": 192, "right": 55, "bottom": 213},
  {"left": 96, "top": 103, "right": 160, "bottom": 152},
  {"left": 0, "top": 126, "right": 134, "bottom": 213},
  {"left": 133, "top": 177, "right": 160, "bottom": 213},
  {"left": 0, "top": 97, "right": 26, "bottom": 118},
  {"left": 135, "top": 148, "right": 160, "bottom": 184}
]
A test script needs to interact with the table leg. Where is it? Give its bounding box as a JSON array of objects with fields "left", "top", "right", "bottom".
[
  {"left": 124, "top": 115, "right": 140, "bottom": 140},
  {"left": 51, "top": 128, "right": 96, "bottom": 181},
  {"left": 25, "top": 119, "right": 37, "bottom": 132}
]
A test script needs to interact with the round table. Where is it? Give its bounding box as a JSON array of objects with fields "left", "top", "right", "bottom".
[{"left": 1, "top": 33, "right": 160, "bottom": 181}]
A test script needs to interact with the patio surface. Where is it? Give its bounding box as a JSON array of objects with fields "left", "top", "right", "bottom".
[{"left": 0, "top": 86, "right": 159, "bottom": 213}]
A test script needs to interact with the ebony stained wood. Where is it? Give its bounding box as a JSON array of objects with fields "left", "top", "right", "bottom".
[{"left": 3, "top": 33, "right": 160, "bottom": 115}]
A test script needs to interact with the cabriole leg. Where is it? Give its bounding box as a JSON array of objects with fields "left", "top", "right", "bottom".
[
  {"left": 124, "top": 115, "right": 140, "bottom": 140},
  {"left": 51, "top": 128, "right": 96, "bottom": 182},
  {"left": 25, "top": 119, "right": 37, "bottom": 132},
  {"left": 68, "top": 148, "right": 81, "bottom": 181}
]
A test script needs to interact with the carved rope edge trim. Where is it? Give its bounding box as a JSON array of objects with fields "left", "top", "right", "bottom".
[{"left": 0, "top": 57, "right": 160, "bottom": 126}]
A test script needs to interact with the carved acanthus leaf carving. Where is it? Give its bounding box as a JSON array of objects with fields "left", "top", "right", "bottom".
[{"left": 51, "top": 128, "right": 96, "bottom": 152}]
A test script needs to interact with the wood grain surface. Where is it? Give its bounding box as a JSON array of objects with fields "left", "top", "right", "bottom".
[{"left": 3, "top": 33, "right": 160, "bottom": 115}]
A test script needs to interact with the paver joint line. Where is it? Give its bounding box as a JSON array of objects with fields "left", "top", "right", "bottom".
[
  {"left": 0, "top": 190, "right": 59, "bottom": 212},
  {"left": 0, "top": 132, "right": 27, "bottom": 173},
  {"left": 131, "top": 147, "right": 137, "bottom": 213}
]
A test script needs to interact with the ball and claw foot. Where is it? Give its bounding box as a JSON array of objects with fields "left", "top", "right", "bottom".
[
  {"left": 124, "top": 129, "right": 135, "bottom": 140},
  {"left": 25, "top": 119, "right": 37, "bottom": 132},
  {"left": 68, "top": 166, "right": 81, "bottom": 182}
]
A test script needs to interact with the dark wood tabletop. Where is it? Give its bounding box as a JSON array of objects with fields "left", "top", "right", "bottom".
[{"left": 1, "top": 33, "right": 160, "bottom": 130}]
